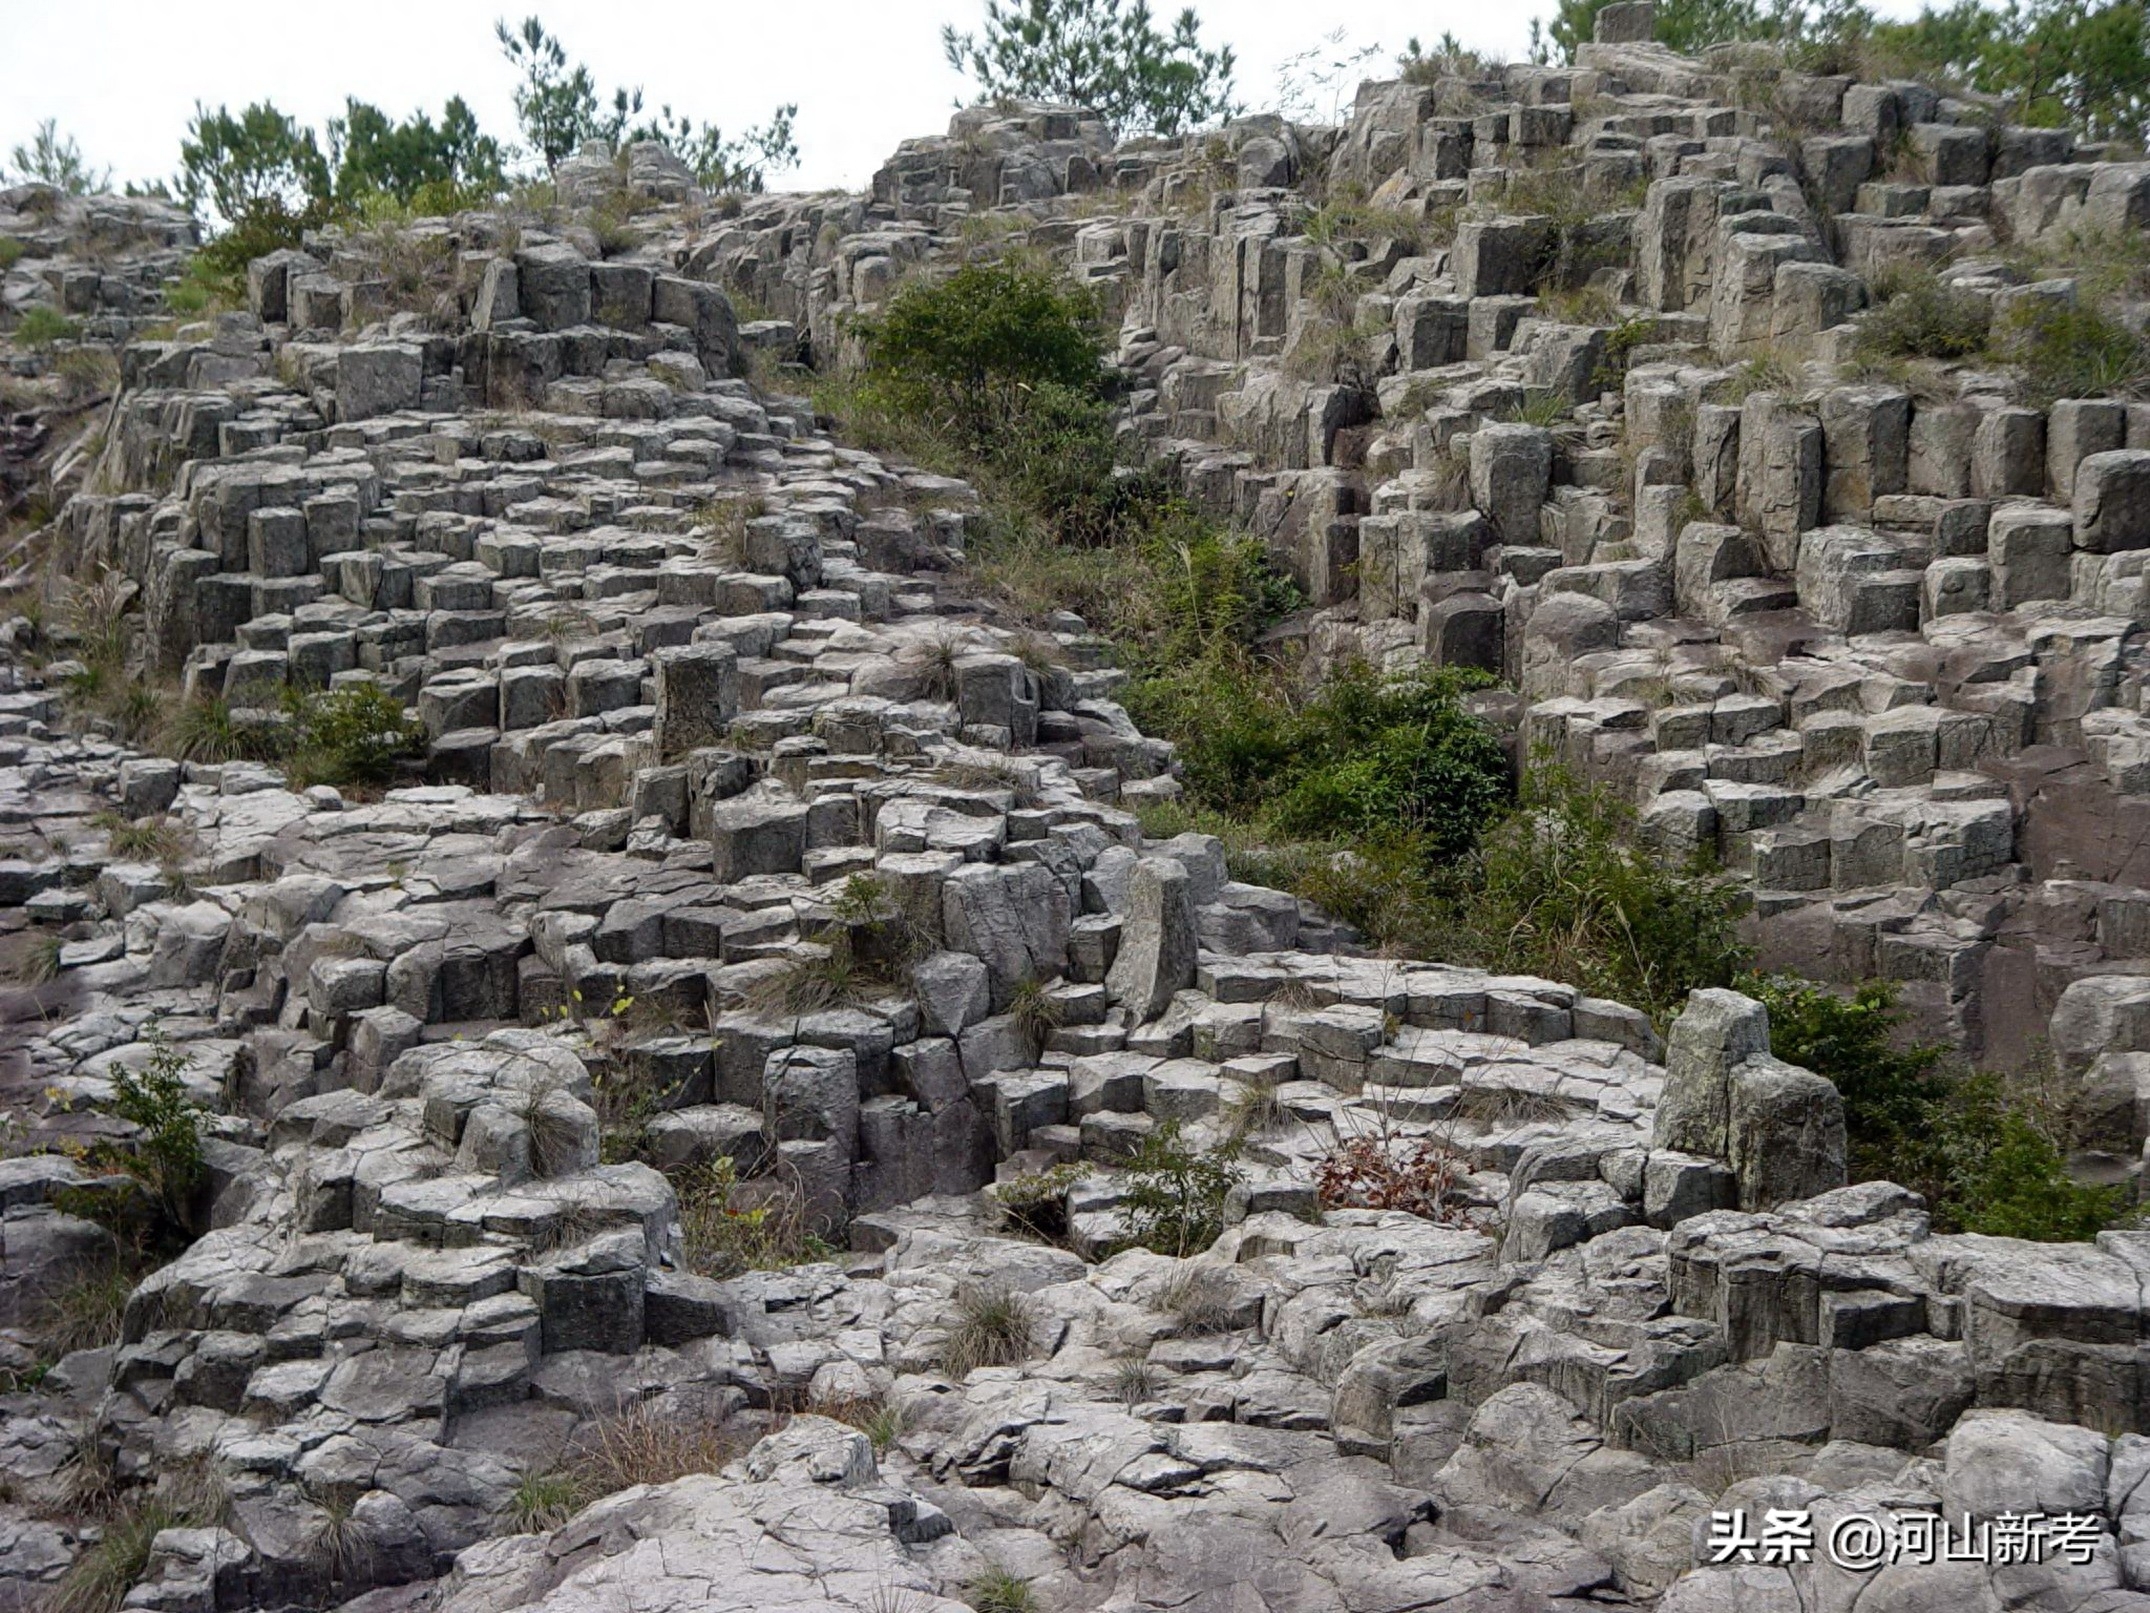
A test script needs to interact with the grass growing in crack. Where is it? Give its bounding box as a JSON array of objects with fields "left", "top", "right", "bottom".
[
  {"left": 1222, "top": 1070, "right": 1290, "bottom": 1139},
  {"left": 1110, "top": 1355, "right": 1158, "bottom": 1408},
  {"left": 567, "top": 1398, "right": 745, "bottom": 1498},
  {"left": 969, "top": 1566, "right": 1039, "bottom": 1613},
  {"left": 56, "top": 1426, "right": 121, "bottom": 1520},
  {"left": 939, "top": 1281, "right": 1036, "bottom": 1378},
  {"left": 933, "top": 758, "right": 1037, "bottom": 806},
  {"left": 46, "top": 1458, "right": 225, "bottom": 1613},
  {"left": 26, "top": 1259, "right": 138, "bottom": 1364},
  {"left": 13, "top": 932, "right": 63, "bottom": 985},
  {"left": 306, "top": 1494, "right": 373, "bottom": 1587},
  {"left": 46, "top": 1501, "right": 167, "bottom": 1613},
  {"left": 748, "top": 946, "right": 859, "bottom": 1016},
  {"left": 674, "top": 1156, "right": 834, "bottom": 1277},
  {"left": 1448, "top": 1085, "right": 1573, "bottom": 1127},
  {"left": 514, "top": 1074, "right": 590, "bottom": 1180},
  {"left": 161, "top": 695, "right": 284, "bottom": 764},
  {"left": 88, "top": 812, "right": 190, "bottom": 864},
  {"left": 504, "top": 1469, "right": 584, "bottom": 1533},
  {"left": 1008, "top": 975, "right": 1064, "bottom": 1053},
  {"left": 1158, "top": 1267, "right": 1244, "bottom": 1335},
  {"left": 822, "top": 1393, "right": 906, "bottom": 1454}
]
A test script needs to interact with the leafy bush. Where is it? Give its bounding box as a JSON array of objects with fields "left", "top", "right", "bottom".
[
  {"left": 856, "top": 260, "right": 1105, "bottom": 446},
  {"left": 1951, "top": 1093, "right": 2125, "bottom": 1242},
  {"left": 828, "top": 257, "right": 1298, "bottom": 665},
  {"left": 1752, "top": 976, "right": 1948, "bottom": 1188},
  {"left": 284, "top": 681, "right": 425, "bottom": 788},
  {"left": 1207, "top": 663, "right": 1508, "bottom": 859},
  {"left": 1754, "top": 974, "right": 2126, "bottom": 1240},
  {"left": 990, "top": 1162, "right": 1084, "bottom": 1239},
  {"left": 1117, "top": 1119, "right": 1243, "bottom": 1257},
  {"left": 101, "top": 1028, "right": 206, "bottom": 1244},
  {"left": 2002, "top": 298, "right": 2150, "bottom": 407},
  {"left": 1853, "top": 271, "right": 1992, "bottom": 362},
  {"left": 190, "top": 196, "right": 326, "bottom": 291},
  {"left": 1458, "top": 767, "right": 1751, "bottom": 1022}
]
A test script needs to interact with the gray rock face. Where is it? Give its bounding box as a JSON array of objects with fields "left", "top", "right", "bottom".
[
  {"left": 22, "top": 55, "right": 2150, "bottom": 1613},
  {"left": 940, "top": 861, "right": 1072, "bottom": 1011},
  {"left": 1655, "top": 990, "right": 1844, "bottom": 1211},
  {"left": 1104, "top": 856, "right": 1197, "bottom": 1022}
]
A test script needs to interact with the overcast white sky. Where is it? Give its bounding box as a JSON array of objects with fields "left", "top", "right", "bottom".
[{"left": 0, "top": 0, "right": 1931, "bottom": 198}]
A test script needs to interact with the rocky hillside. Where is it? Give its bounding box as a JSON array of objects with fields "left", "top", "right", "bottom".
[{"left": 5, "top": 6, "right": 2150, "bottom": 1611}]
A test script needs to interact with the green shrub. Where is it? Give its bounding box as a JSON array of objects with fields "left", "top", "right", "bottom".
[
  {"left": 1755, "top": 974, "right": 2126, "bottom": 1241},
  {"left": 1950, "top": 1093, "right": 2125, "bottom": 1242},
  {"left": 1459, "top": 767, "right": 1751, "bottom": 1022},
  {"left": 1136, "top": 661, "right": 1511, "bottom": 857},
  {"left": 990, "top": 1162, "right": 1085, "bottom": 1240},
  {"left": 14, "top": 305, "right": 81, "bottom": 347},
  {"left": 1117, "top": 1119, "right": 1243, "bottom": 1257},
  {"left": 0, "top": 238, "right": 26, "bottom": 271},
  {"left": 1853, "top": 271, "right": 1992, "bottom": 362},
  {"left": 284, "top": 681, "right": 425, "bottom": 788},
  {"left": 191, "top": 196, "right": 325, "bottom": 293},
  {"left": 2002, "top": 298, "right": 2150, "bottom": 406},
  {"left": 1755, "top": 975, "right": 1951, "bottom": 1190},
  {"left": 1275, "top": 666, "right": 1509, "bottom": 857},
  {"left": 103, "top": 1027, "right": 206, "bottom": 1242},
  {"left": 855, "top": 260, "right": 1105, "bottom": 446}
]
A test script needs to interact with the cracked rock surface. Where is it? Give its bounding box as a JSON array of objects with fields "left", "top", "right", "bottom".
[{"left": 11, "top": 14, "right": 2150, "bottom": 1611}]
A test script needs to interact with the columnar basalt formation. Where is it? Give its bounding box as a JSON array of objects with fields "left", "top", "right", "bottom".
[{"left": 7, "top": 15, "right": 2150, "bottom": 1610}]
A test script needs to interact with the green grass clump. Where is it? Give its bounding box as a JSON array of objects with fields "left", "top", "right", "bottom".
[
  {"left": 1854, "top": 270, "right": 1992, "bottom": 362},
  {"left": 14, "top": 306, "right": 81, "bottom": 346},
  {"left": 969, "top": 1566, "right": 1039, "bottom": 1613},
  {"left": 162, "top": 695, "right": 285, "bottom": 764},
  {"left": 939, "top": 1281, "right": 1036, "bottom": 1378},
  {"left": 504, "top": 1469, "right": 584, "bottom": 1534},
  {"left": 2002, "top": 299, "right": 2150, "bottom": 407}
]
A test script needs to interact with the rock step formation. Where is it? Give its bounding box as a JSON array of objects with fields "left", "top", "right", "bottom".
[{"left": 8, "top": 15, "right": 2150, "bottom": 1611}]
